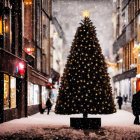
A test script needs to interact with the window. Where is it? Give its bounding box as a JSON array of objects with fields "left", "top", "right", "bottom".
[
  {"left": 124, "top": 40, "right": 135, "bottom": 71},
  {"left": 37, "top": 48, "right": 41, "bottom": 71},
  {"left": 4, "top": 8, "right": 11, "bottom": 51},
  {"left": 34, "top": 85, "right": 39, "bottom": 105},
  {"left": 36, "top": 1, "right": 40, "bottom": 47},
  {"left": 4, "top": 74, "right": 16, "bottom": 110},
  {"left": 4, "top": 74, "right": 9, "bottom": 109},
  {"left": 42, "top": 54, "right": 46, "bottom": 73},
  {"left": 28, "top": 82, "right": 34, "bottom": 105},
  {"left": 10, "top": 76, "right": 16, "bottom": 108},
  {"left": 43, "top": 0, "right": 47, "bottom": 12},
  {"left": 43, "top": 25, "right": 47, "bottom": 38},
  {"left": 28, "top": 82, "right": 39, "bottom": 105},
  {"left": 0, "top": 16, "right": 2, "bottom": 35}
]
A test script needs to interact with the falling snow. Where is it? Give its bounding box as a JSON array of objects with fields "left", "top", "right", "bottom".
[{"left": 53, "top": 0, "right": 113, "bottom": 56}]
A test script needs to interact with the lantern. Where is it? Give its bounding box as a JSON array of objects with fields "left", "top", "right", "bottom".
[
  {"left": 24, "top": 47, "right": 34, "bottom": 54},
  {"left": 16, "top": 62, "right": 25, "bottom": 76}
]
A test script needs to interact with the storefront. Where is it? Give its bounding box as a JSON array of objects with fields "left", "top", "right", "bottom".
[
  {"left": 0, "top": 48, "right": 27, "bottom": 123},
  {"left": 114, "top": 76, "right": 136, "bottom": 102},
  {"left": 4, "top": 75, "right": 16, "bottom": 110},
  {"left": 27, "top": 65, "right": 48, "bottom": 116}
]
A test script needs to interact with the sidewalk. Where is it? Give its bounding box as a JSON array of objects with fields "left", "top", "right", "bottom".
[
  {"left": 115, "top": 99, "right": 132, "bottom": 113},
  {"left": 0, "top": 110, "right": 140, "bottom": 139},
  {"left": 121, "top": 102, "right": 132, "bottom": 113}
]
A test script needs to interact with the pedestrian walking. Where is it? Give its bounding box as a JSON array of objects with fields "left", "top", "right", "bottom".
[
  {"left": 46, "top": 97, "right": 52, "bottom": 115},
  {"left": 117, "top": 96, "right": 123, "bottom": 109},
  {"left": 132, "top": 91, "right": 140, "bottom": 125},
  {"left": 123, "top": 95, "right": 127, "bottom": 104}
]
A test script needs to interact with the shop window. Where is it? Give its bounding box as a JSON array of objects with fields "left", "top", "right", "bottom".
[
  {"left": 4, "top": 74, "right": 16, "bottom": 110},
  {"left": 28, "top": 82, "right": 34, "bottom": 105},
  {"left": 28, "top": 82, "right": 39, "bottom": 105},
  {"left": 10, "top": 76, "right": 16, "bottom": 108},
  {"left": 34, "top": 85, "right": 39, "bottom": 105},
  {"left": 4, "top": 74, "right": 9, "bottom": 109}
]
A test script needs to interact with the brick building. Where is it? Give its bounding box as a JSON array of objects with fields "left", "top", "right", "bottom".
[{"left": 0, "top": 0, "right": 53, "bottom": 123}]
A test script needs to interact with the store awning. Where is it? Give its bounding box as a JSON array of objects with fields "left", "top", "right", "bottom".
[{"left": 46, "top": 82, "right": 55, "bottom": 89}]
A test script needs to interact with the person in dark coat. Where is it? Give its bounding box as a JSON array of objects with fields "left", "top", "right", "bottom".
[
  {"left": 117, "top": 96, "right": 123, "bottom": 109},
  {"left": 132, "top": 91, "right": 140, "bottom": 125},
  {"left": 46, "top": 98, "right": 52, "bottom": 115},
  {"left": 123, "top": 95, "right": 128, "bottom": 104}
]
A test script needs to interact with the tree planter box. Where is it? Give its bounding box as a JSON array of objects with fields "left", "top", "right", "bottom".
[{"left": 70, "top": 117, "right": 101, "bottom": 129}]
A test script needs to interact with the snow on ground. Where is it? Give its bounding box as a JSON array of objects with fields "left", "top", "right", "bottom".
[{"left": 0, "top": 110, "right": 140, "bottom": 139}]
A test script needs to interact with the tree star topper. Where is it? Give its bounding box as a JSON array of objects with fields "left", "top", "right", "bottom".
[{"left": 82, "top": 10, "right": 89, "bottom": 18}]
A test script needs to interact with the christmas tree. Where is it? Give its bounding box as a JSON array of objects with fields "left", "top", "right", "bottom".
[{"left": 55, "top": 12, "right": 116, "bottom": 118}]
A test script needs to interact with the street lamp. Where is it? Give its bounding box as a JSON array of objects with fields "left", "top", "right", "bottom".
[{"left": 24, "top": 37, "right": 35, "bottom": 56}]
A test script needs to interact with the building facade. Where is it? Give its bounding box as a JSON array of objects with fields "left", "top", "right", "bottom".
[
  {"left": 112, "top": 0, "right": 140, "bottom": 101},
  {"left": 0, "top": 0, "right": 52, "bottom": 123},
  {"left": 50, "top": 17, "right": 66, "bottom": 105}
]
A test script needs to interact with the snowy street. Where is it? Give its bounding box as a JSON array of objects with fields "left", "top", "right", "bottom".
[
  {"left": 0, "top": 109, "right": 140, "bottom": 140},
  {"left": 1, "top": 0, "right": 140, "bottom": 140}
]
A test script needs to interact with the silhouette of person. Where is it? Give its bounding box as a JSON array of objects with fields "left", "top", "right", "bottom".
[
  {"left": 46, "top": 98, "right": 52, "bottom": 115},
  {"left": 117, "top": 96, "right": 123, "bottom": 109},
  {"left": 132, "top": 91, "right": 140, "bottom": 125},
  {"left": 123, "top": 95, "right": 128, "bottom": 104}
]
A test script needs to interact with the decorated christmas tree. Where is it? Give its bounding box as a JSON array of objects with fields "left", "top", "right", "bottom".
[{"left": 55, "top": 11, "right": 116, "bottom": 118}]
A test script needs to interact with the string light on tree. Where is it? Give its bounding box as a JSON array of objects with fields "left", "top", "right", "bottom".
[{"left": 55, "top": 10, "right": 116, "bottom": 119}]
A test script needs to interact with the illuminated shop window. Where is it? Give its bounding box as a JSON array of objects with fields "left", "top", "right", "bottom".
[
  {"left": 28, "top": 82, "right": 34, "bottom": 106},
  {"left": 4, "top": 74, "right": 10, "bottom": 109},
  {"left": 4, "top": 74, "right": 16, "bottom": 110},
  {"left": 28, "top": 83, "right": 39, "bottom": 105},
  {"left": 34, "top": 85, "right": 39, "bottom": 105},
  {"left": 10, "top": 76, "right": 16, "bottom": 108}
]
